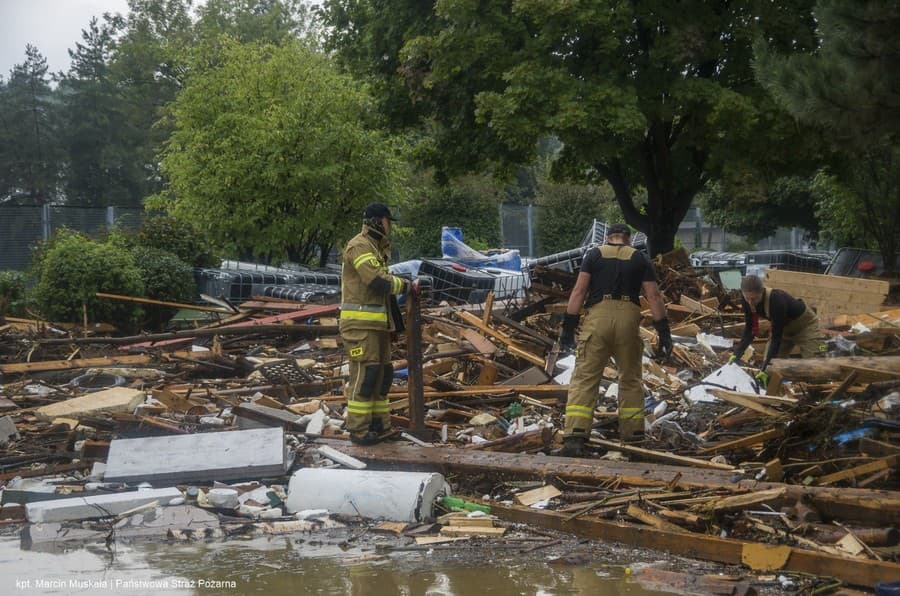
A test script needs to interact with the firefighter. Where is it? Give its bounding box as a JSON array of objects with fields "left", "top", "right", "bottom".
[
  {"left": 729, "top": 275, "right": 822, "bottom": 388},
  {"left": 340, "top": 203, "right": 415, "bottom": 445},
  {"left": 558, "top": 224, "right": 672, "bottom": 457}
]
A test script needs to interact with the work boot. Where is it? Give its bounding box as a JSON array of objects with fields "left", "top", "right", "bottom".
[
  {"left": 349, "top": 431, "right": 379, "bottom": 446},
  {"left": 557, "top": 436, "right": 587, "bottom": 458},
  {"left": 621, "top": 430, "right": 645, "bottom": 444}
]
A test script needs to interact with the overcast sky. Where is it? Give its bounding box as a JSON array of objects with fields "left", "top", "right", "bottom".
[{"left": 0, "top": 0, "right": 130, "bottom": 79}]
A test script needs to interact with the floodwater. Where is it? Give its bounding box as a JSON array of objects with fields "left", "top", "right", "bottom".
[{"left": 0, "top": 533, "right": 675, "bottom": 595}]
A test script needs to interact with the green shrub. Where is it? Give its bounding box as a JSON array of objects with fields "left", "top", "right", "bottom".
[
  {"left": 136, "top": 215, "right": 221, "bottom": 268},
  {"left": 131, "top": 246, "right": 198, "bottom": 329},
  {"left": 32, "top": 231, "right": 145, "bottom": 328},
  {"left": 0, "top": 270, "right": 26, "bottom": 316}
]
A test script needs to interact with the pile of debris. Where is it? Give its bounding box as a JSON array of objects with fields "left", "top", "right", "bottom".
[{"left": 0, "top": 246, "right": 898, "bottom": 592}]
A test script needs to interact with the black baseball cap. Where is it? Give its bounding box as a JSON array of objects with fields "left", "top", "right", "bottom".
[
  {"left": 363, "top": 202, "right": 398, "bottom": 221},
  {"left": 608, "top": 223, "right": 631, "bottom": 236}
]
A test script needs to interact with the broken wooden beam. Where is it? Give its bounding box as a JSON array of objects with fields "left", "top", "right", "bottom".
[
  {"left": 707, "top": 389, "right": 786, "bottom": 418},
  {"left": 485, "top": 501, "right": 900, "bottom": 588},
  {"left": 696, "top": 428, "right": 783, "bottom": 455},
  {"left": 589, "top": 438, "right": 736, "bottom": 471},
  {"left": 316, "top": 439, "right": 899, "bottom": 525},
  {"left": 768, "top": 356, "right": 900, "bottom": 382},
  {"left": 36, "top": 324, "right": 339, "bottom": 346},
  {"left": 816, "top": 455, "right": 899, "bottom": 486},
  {"left": 456, "top": 310, "right": 546, "bottom": 367}
]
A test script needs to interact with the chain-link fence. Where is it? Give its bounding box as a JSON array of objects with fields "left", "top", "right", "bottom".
[{"left": 0, "top": 205, "right": 144, "bottom": 271}]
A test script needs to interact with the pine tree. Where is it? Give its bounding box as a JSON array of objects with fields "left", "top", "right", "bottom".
[
  {"left": 1, "top": 45, "right": 63, "bottom": 204},
  {"left": 757, "top": 0, "right": 900, "bottom": 274}
]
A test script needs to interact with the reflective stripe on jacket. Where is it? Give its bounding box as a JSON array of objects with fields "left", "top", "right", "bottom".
[{"left": 339, "top": 226, "right": 408, "bottom": 332}]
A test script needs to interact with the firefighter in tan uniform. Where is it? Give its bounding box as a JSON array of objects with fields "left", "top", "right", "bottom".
[
  {"left": 340, "top": 203, "right": 412, "bottom": 445},
  {"left": 558, "top": 224, "right": 673, "bottom": 457},
  {"left": 728, "top": 275, "right": 823, "bottom": 389}
]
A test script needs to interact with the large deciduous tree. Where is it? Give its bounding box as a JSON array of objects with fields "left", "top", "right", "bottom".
[
  {"left": 148, "top": 39, "right": 404, "bottom": 265},
  {"left": 756, "top": 0, "right": 900, "bottom": 274},
  {"left": 321, "top": 0, "right": 818, "bottom": 255}
]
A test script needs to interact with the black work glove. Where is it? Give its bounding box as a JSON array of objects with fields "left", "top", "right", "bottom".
[
  {"left": 559, "top": 313, "right": 579, "bottom": 353},
  {"left": 410, "top": 275, "right": 432, "bottom": 296},
  {"left": 653, "top": 317, "right": 673, "bottom": 358}
]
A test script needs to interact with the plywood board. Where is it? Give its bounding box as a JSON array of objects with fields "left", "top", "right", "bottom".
[
  {"left": 35, "top": 388, "right": 144, "bottom": 422},
  {"left": 515, "top": 484, "right": 562, "bottom": 506},
  {"left": 765, "top": 269, "right": 888, "bottom": 319}
]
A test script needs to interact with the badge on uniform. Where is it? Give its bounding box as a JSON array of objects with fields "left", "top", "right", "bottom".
[{"left": 349, "top": 346, "right": 365, "bottom": 358}]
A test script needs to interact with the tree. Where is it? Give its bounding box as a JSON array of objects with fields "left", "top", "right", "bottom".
[
  {"left": 699, "top": 175, "right": 820, "bottom": 242},
  {"left": 148, "top": 39, "right": 405, "bottom": 265},
  {"left": 756, "top": 0, "right": 900, "bottom": 273},
  {"left": 535, "top": 182, "right": 622, "bottom": 255},
  {"left": 59, "top": 18, "right": 143, "bottom": 206},
  {"left": 320, "top": 0, "right": 819, "bottom": 256},
  {"left": 393, "top": 173, "right": 503, "bottom": 259},
  {"left": 0, "top": 45, "right": 63, "bottom": 204},
  {"left": 103, "top": 0, "right": 196, "bottom": 201},
  {"left": 195, "top": 0, "right": 315, "bottom": 45}
]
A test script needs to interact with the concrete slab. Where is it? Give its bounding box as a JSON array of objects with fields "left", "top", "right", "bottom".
[
  {"left": 103, "top": 427, "right": 290, "bottom": 484},
  {"left": 22, "top": 505, "right": 220, "bottom": 551},
  {"left": 25, "top": 487, "right": 183, "bottom": 523},
  {"left": 35, "top": 387, "right": 144, "bottom": 422},
  {"left": 0, "top": 415, "right": 19, "bottom": 444}
]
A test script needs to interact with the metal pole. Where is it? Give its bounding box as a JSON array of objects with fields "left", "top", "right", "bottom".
[
  {"left": 41, "top": 204, "right": 51, "bottom": 240},
  {"left": 406, "top": 291, "right": 426, "bottom": 435},
  {"left": 527, "top": 204, "right": 534, "bottom": 257}
]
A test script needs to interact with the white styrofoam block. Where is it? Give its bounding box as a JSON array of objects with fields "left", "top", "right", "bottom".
[{"left": 686, "top": 363, "right": 758, "bottom": 403}]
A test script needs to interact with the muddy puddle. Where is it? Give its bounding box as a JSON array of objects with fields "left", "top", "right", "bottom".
[{"left": 0, "top": 531, "right": 678, "bottom": 595}]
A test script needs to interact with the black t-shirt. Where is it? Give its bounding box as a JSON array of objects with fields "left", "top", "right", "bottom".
[
  {"left": 582, "top": 244, "right": 657, "bottom": 307},
  {"left": 734, "top": 288, "right": 806, "bottom": 368}
]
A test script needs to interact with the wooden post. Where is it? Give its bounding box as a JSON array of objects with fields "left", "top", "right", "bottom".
[{"left": 406, "top": 290, "right": 426, "bottom": 436}]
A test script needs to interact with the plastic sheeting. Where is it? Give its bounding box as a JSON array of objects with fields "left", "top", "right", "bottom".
[{"left": 441, "top": 226, "right": 522, "bottom": 271}]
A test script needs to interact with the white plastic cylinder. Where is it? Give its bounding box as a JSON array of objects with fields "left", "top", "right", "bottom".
[{"left": 285, "top": 468, "right": 450, "bottom": 523}]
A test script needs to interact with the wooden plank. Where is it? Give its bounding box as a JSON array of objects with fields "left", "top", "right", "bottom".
[
  {"left": 696, "top": 428, "right": 783, "bottom": 455},
  {"left": 486, "top": 501, "right": 900, "bottom": 588},
  {"left": 707, "top": 389, "right": 785, "bottom": 418},
  {"left": 460, "top": 328, "right": 497, "bottom": 355},
  {"left": 765, "top": 458, "right": 784, "bottom": 482},
  {"left": 123, "top": 304, "right": 339, "bottom": 349},
  {"left": 766, "top": 269, "right": 889, "bottom": 295},
  {"left": 769, "top": 356, "right": 900, "bottom": 382},
  {"left": 701, "top": 488, "right": 787, "bottom": 513},
  {"left": 816, "top": 455, "right": 899, "bottom": 486},
  {"left": 589, "top": 438, "right": 736, "bottom": 471},
  {"left": 387, "top": 385, "right": 568, "bottom": 399},
  {"left": 440, "top": 517, "right": 495, "bottom": 528},
  {"left": 317, "top": 439, "right": 900, "bottom": 525},
  {"left": 859, "top": 438, "right": 900, "bottom": 458},
  {"left": 481, "top": 291, "right": 494, "bottom": 326},
  {"left": 0, "top": 353, "right": 152, "bottom": 374},
  {"left": 625, "top": 503, "right": 686, "bottom": 533},
  {"left": 35, "top": 387, "right": 145, "bottom": 422},
  {"left": 670, "top": 323, "right": 700, "bottom": 337},
  {"left": 456, "top": 310, "right": 545, "bottom": 367},
  {"left": 415, "top": 536, "right": 469, "bottom": 545},
  {"left": 95, "top": 292, "right": 232, "bottom": 313},
  {"left": 515, "top": 485, "right": 562, "bottom": 506},
  {"left": 680, "top": 295, "right": 717, "bottom": 315},
  {"left": 440, "top": 525, "right": 506, "bottom": 537}
]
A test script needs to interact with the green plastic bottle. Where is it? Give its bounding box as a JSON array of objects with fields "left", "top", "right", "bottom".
[
  {"left": 507, "top": 401, "right": 523, "bottom": 419},
  {"left": 439, "top": 496, "right": 491, "bottom": 514}
]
